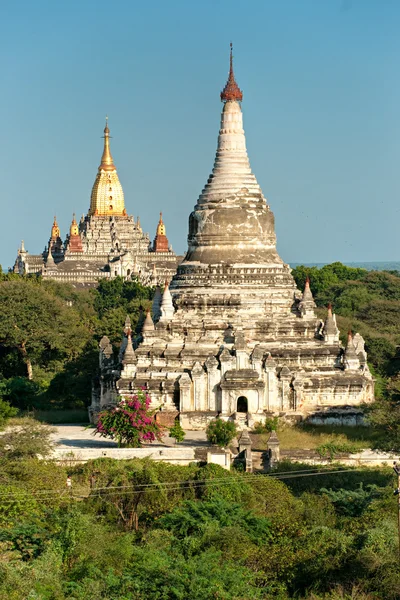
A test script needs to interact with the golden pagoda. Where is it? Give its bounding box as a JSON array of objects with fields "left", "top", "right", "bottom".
[{"left": 89, "top": 118, "right": 127, "bottom": 217}]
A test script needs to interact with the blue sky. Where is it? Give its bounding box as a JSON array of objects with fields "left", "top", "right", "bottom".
[{"left": 1, "top": 0, "right": 399, "bottom": 269}]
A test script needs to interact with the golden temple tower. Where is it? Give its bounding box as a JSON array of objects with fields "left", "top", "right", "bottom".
[
  {"left": 153, "top": 212, "right": 169, "bottom": 252},
  {"left": 50, "top": 216, "right": 60, "bottom": 240},
  {"left": 89, "top": 118, "right": 127, "bottom": 217},
  {"left": 68, "top": 213, "right": 83, "bottom": 252}
]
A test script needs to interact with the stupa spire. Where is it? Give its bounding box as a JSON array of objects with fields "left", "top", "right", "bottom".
[
  {"left": 220, "top": 43, "right": 243, "bottom": 102},
  {"left": 322, "top": 303, "right": 339, "bottom": 343},
  {"left": 142, "top": 308, "right": 155, "bottom": 332},
  {"left": 180, "top": 46, "right": 279, "bottom": 267},
  {"left": 51, "top": 216, "right": 60, "bottom": 240},
  {"left": 68, "top": 213, "right": 83, "bottom": 253},
  {"left": 344, "top": 330, "right": 360, "bottom": 370},
  {"left": 89, "top": 118, "right": 126, "bottom": 217},
  {"left": 153, "top": 212, "right": 169, "bottom": 252},
  {"left": 160, "top": 280, "right": 174, "bottom": 321},
  {"left": 99, "top": 116, "right": 115, "bottom": 172},
  {"left": 298, "top": 276, "right": 316, "bottom": 317}
]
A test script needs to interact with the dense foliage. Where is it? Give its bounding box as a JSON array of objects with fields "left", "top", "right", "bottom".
[
  {"left": 206, "top": 418, "right": 238, "bottom": 447},
  {"left": 0, "top": 274, "right": 152, "bottom": 414},
  {"left": 0, "top": 420, "right": 399, "bottom": 600},
  {"left": 95, "top": 392, "right": 164, "bottom": 447}
]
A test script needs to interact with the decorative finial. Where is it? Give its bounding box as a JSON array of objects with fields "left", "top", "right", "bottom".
[
  {"left": 220, "top": 42, "right": 243, "bottom": 103},
  {"left": 99, "top": 118, "right": 115, "bottom": 171},
  {"left": 70, "top": 213, "right": 79, "bottom": 236}
]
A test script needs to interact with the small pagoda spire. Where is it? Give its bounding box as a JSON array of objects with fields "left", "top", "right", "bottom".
[
  {"left": 68, "top": 213, "right": 83, "bottom": 253},
  {"left": 51, "top": 216, "right": 60, "bottom": 240},
  {"left": 220, "top": 43, "right": 243, "bottom": 103},
  {"left": 345, "top": 330, "right": 357, "bottom": 357},
  {"left": 46, "top": 248, "right": 56, "bottom": 267},
  {"left": 123, "top": 331, "right": 136, "bottom": 363},
  {"left": 322, "top": 303, "right": 339, "bottom": 343},
  {"left": 70, "top": 213, "right": 79, "bottom": 236},
  {"left": 99, "top": 116, "right": 115, "bottom": 172},
  {"left": 160, "top": 280, "right": 174, "bottom": 321},
  {"left": 344, "top": 330, "right": 360, "bottom": 370},
  {"left": 153, "top": 212, "right": 169, "bottom": 252},
  {"left": 142, "top": 308, "right": 155, "bottom": 332},
  {"left": 298, "top": 276, "right": 316, "bottom": 317}
]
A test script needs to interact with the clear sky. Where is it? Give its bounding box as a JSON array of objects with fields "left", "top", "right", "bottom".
[{"left": 1, "top": 0, "right": 399, "bottom": 269}]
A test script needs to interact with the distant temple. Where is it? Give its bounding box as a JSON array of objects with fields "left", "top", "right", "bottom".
[
  {"left": 13, "top": 119, "right": 179, "bottom": 286},
  {"left": 92, "top": 47, "right": 374, "bottom": 428}
]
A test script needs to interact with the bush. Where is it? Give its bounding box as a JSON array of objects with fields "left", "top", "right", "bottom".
[
  {"left": 169, "top": 421, "right": 186, "bottom": 444},
  {"left": 206, "top": 419, "right": 237, "bottom": 448},
  {"left": 0, "top": 398, "right": 18, "bottom": 427},
  {"left": 94, "top": 391, "right": 164, "bottom": 447},
  {"left": 253, "top": 416, "right": 279, "bottom": 434},
  {"left": 0, "top": 417, "right": 55, "bottom": 459}
]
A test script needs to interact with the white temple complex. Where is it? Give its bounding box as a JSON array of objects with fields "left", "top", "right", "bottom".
[{"left": 91, "top": 46, "right": 374, "bottom": 428}]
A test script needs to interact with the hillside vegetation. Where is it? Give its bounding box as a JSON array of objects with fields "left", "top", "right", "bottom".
[{"left": 0, "top": 421, "right": 399, "bottom": 600}]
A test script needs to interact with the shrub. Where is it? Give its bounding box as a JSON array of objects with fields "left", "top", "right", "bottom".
[
  {"left": 0, "top": 417, "right": 54, "bottom": 459},
  {"left": 206, "top": 418, "right": 237, "bottom": 448},
  {"left": 94, "top": 390, "right": 164, "bottom": 447},
  {"left": 0, "top": 398, "right": 18, "bottom": 428},
  {"left": 253, "top": 416, "right": 279, "bottom": 434},
  {"left": 169, "top": 421, "right": 185, "bottom": 444}
]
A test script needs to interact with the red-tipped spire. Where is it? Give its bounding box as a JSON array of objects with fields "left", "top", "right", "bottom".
[
  {"left": 220, "top": 43, "right": 243, "bottom": 103},
  {"left": 347, "top": 330, "right": 353, "bottom": 341},
  {"left": 327, "top": 303, "right": 333, "bottom": 316}
]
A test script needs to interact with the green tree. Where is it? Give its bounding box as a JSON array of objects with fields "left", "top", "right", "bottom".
[
  {"left": 0, "top": 280, "right": 92, "bottom": 381},
  {"left": 206, "top": 418, "right": 237, "bottom": 448}
]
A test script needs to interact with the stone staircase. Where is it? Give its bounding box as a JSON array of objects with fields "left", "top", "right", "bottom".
[{"left": 251, "top": 450, "right": 270, "bottom": 473}]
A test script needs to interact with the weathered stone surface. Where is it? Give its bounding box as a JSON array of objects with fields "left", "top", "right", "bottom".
[{"left": 90, "top": 53, "right": 374, "bottom": 428}]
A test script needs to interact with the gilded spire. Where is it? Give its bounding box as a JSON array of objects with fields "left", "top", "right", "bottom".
[
  {"left": 89, "top": 118, "right": 126, "bottom": 217},
  {"left": 157, "top": 212, "right": 166, "bottom": 236},
  {"left": 220, "top": 43, "right": 243, "bottom": 103},
  {"left": 99, "top": 116, "right": 115, "bottom": 172},
  {"left": 51, "top": 216, "right": 60, "bottom": 240},
  {"left": 70, "top": 213, "right": 79, "bottom": 236}
]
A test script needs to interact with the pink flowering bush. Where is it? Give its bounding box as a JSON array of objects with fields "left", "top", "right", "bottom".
[{"left": 94, "top": 390, "right": 164, "bottom": 448}]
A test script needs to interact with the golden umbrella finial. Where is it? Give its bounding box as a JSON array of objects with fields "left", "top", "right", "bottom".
[{"left": 99, "top": 116, "right": 114, "bottom": 171}]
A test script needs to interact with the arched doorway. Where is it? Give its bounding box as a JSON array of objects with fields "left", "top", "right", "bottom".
[{"left": 236, "top": 396, "right": 248, "bottom": 413}]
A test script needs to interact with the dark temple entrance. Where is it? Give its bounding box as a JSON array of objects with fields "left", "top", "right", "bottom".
[{"left": 237, "top": 396, "right": 248, "bottom": 413}]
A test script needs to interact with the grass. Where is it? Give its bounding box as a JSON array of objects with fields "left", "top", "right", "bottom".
[
  {"left": 250, "top": 423, "right": 384, "bottom": 454},
  {"left": 25, "top": 408, "right": 90, "bottom": 424}
]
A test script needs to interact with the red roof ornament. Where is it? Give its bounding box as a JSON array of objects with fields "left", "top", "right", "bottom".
[{"left": 220, "top": 43, "right": 243, "bottom": 103}]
